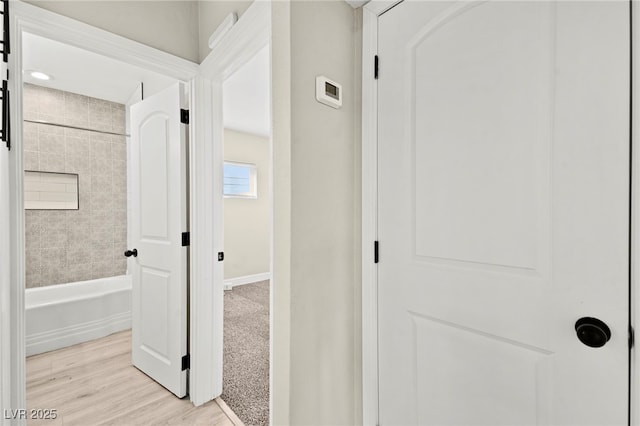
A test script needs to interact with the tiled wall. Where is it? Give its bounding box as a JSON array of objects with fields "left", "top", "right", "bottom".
[{"left": 23, "top": 83, "right": 127, "bottom": 288}]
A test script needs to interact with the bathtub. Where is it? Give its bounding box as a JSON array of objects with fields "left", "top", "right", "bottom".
[{"left": 25, "top": 275, "right": 132, "bottom": 356}]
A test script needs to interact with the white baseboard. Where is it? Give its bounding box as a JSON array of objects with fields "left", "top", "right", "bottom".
[
  {"left": 224, "top": 272, "right": 271, "bottom": 290},
  {"left": 26, "top": 312, "right": 131, "bottom": 356}
]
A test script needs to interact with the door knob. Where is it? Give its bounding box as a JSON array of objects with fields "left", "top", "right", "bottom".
[
  {"left": 124, "top": 249, "right": 138, "bottom": 258},
  {"left": 575, "top": 317, "right": 611, "bottom": 348}
]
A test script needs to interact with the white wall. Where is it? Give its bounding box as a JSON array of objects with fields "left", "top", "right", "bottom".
[
  {"left": 198, "top": 0, "right": 254, "bottom": 63},
  {"left": 271, "top": 1, "right": 363, "bottom": 424},
  {"left": 224, "top": 129, "right": 270, "bottom": 280},
  {"left": 25, "top": 0, "right": 261, "bottom": 64},
  {"left": 23, "top": 1, "right": 200, "bottom": 63}
]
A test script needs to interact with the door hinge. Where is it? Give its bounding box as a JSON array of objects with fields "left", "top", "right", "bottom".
[
  {"left": 1, "top": 0, "right": 10, "bottom": 64},
  {"left": 218, "top": 252, "right": 224, "bottom": 262},
  {"left": 181, "top": 232, "right": 190, "bottom": 247},
  {"left": 181, "top": 354, "right": 190, "bottom": 371},
  {"left": 1, "top": 79, "right": 9, "bottom": 151},
  {"left": 374, "top": 55, "right": 379, "bottom": 80},
  {"left": 374, "top": 241, "right": 379, "bottom": 264},
  {"left": 180, "top": 108, "right": 189, "bottom": 124},
  {"left": 630, "top": 325, "right": 635, "bottom": 349}
]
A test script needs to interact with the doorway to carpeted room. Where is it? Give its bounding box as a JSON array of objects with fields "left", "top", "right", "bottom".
[{"left": 222, "top": 280, "right": 270, "bottom": 426}]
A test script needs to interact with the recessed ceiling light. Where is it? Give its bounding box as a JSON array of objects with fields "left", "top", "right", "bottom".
[{"left": 29, "top": 71, "right": 51, "bottom": 81}]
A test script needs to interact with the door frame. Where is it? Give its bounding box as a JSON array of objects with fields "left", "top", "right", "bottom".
[
  {"left": 361, "top": 0, "right": 639, "bottom": 424},
  {"left": 0, "top": 1, "right": 203, "bottom": 416},
  {"left": 192, "top": 0, "right": 272, "bottom": 408}
]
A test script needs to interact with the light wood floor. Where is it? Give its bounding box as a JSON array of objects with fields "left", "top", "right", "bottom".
[{"left": 26, "top": 330, "right": 239, "bottom": 426}]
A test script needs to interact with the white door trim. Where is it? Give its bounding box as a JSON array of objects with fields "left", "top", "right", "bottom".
[
  {"left": 361, "top": 1, "right": 638, "bottom": 424},
  {"left": 631, "top": 2, "right": 639, "bottom": 424},
  {"left": 187, "top": 74, "right": 219, "bottom": 406},
  {"left": 2, "top": 1, "right": 199, "bottom": 418},
  {"left": 189, "top": 0, "right": 271, "bottom": 408},
  {"left": 361, "top": 4, "right": 383, "bottom": 426}
]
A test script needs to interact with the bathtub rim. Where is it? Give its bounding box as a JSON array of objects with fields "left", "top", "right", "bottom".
[
  {"left": 25, "top": 274, "right": 132, "bottom": 309},
  {"left": 25, "top": 274, "right": 132, "bottom": 357}
]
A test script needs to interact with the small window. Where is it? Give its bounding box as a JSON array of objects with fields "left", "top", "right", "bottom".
[{"left": 223, "top": 161, "right": 257, "bottom": 198}]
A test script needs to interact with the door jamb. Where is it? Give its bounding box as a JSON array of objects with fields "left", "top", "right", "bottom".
[
  {"left": 361, "top": 3, "right": 383, "bottom": 426},
  {"left": 189, "top": 0, "right": 271, "bottom": 407},
  {"left": 2, "top": 1, "right": 200, "bottom": 416},
  {"left": 630, "top": 2, "right": 639, "bottom": 424},
  {"left": 362, "top": 1, "right": 639, "bottom": 424}
]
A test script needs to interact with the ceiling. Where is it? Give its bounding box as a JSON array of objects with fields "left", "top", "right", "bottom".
[
  {"left": 23, "top": 32, "right": 176, "bottom": 104},
  {"left": 222, "top": 45, "right": 271, "bottom": 138},
  {"left": 23, "top": 32, "right": 271, "bottom": 137},
  {"left": 344, "top": 0, "right": 370, "bottom": 8}
]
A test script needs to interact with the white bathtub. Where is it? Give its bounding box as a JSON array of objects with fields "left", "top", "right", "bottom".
[{"left": 25, "top": 275, "right": 132, "bottom": 356}]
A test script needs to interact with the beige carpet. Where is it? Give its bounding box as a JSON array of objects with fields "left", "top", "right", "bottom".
[{"left": 222, "top": 280, "right": 270, "bottom": 426}]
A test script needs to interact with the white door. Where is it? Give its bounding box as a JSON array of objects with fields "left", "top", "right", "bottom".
[
  {"left": 377, "top": 1, "right": 629, "bottom": 424},
  {"left": 129, "top": 82, "right": 189, "bottom": 397}
]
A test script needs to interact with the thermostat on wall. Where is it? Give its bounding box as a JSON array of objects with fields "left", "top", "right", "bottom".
[{"left": 316, "top": 76, "right": 342, "bottom": 109}]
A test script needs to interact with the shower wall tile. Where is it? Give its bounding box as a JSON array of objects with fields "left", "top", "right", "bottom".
[
  {"left": 68, "top": 224, "right": 90, "bottom": 245},
  {"left": 24, "top": 151, "right": 39, "bottom": 171},
  {"left": 64, "top": 92, "right": 89, "bottom": 128},
  {"left": 112, "top": 106, "right": 126, "bottom": 134},
  {"left": 23, "top": 135, "right": 38, "bottom": 152},
  {"left": 90, "top": 191, "right": 113, "bottom": 213},
  {"left": 25, "top": 249, "right": 41, "bottom": 272},
  {"left": 112, "top": 176, "right": 126, "bottom": 195},
  {"left": 112, "top": 189, "right": 127, "bottom": 205},
  {"left": 23, "top": 122, "right": 39, "bottom": 152},
  {"left": 39, "top": 86, "right": 65, "bottom": 115},
  {"left": 65, "top": 133, "right": 90, "bottom": 158},
  {"left": 37, "top": 122, "right": 64, "bottom": 137},
  {"left": 41, "top": 226, "right": 67, "bottom": 249},
  {"left": 91, "top": 131, "right": 111, "bottom": 142},
  {"left": 114, "top": 209, "right": 127, "bottom": 225},
  {"left": 66, "top": 236, "right": 91, "bottom": 256},
  {"left": 112, "top": 259, "right": 127, "bottom": 277},
  {"left": 90, "top": 226, "right": 113, "bottom": 246},
  {"left": 65, "top": 155, "right": 92, "bottom": 175},
  {"left": 26, "top": 270, "right": 42, "bottom": 288},
  {"left": 88, "top": 98, "right": 112, "bottom": 132},
  {"left": 39, "top": 153, "right": 66, "bottom": 173},
  {"left": 23, "top": 83, "right": 127, "bottom": 288},
  {"left": 113, "top": 159, "right": 127, "bottom": 180},
  {"left": 91, "top": 157, "right": 112, "bottom": 175},
  {"left": 78, "top": 191, "right": 91, "bottom": 212},
  {"left": 39, "top": 132, "right": 65, "bottom": 154},
  {"left": 114, "top": 225, "right": 127, "bottom": 244},
  {"left": 91, "top": 174, "right": 112, "bottom": 194},
  {"left": 116, "top": 243, "right": 129, "bottom": 261},
  {"left": 92, "top": 260, "right": 114, "bottom": 280},
  {"left": 91, "top": 144, "right": 112, "bottom": 166},
  {"left": 41, "top": 268, "right": 66, "bottom": 286},
  {"left": 41, "top": 247, "right": 66, "bottom": 268},
  {"left": 112, "top": 141, "right": 126, "bottom": 163},
  {"left": 67, "top": 263, "right": 92, "bottom": 283}
]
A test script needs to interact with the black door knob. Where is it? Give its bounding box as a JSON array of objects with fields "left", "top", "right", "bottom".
[
  {"left": 575, "top": 317, "right": 611, "bottom": 348},
  {"left": 124, "top": 249, "right": 138, "bottom": 258}
]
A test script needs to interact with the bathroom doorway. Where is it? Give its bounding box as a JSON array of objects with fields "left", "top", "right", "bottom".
[{"left": 19, "top": 30, "right": 198, "bottom": 422}]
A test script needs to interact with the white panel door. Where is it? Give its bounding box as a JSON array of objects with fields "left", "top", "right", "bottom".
[
  {"left": 130, "top": 82, "right": 188, "bottom": 397},
  {"left": 377, "top": 1, "right": 629, "bottom": 424}
]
